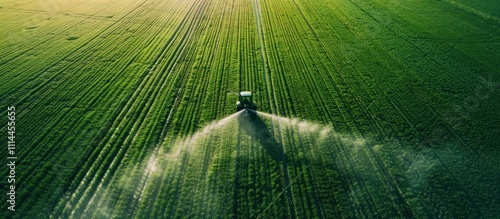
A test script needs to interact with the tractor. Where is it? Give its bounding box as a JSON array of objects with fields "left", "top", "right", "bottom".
[{"left": 236, "top": 91, "right": 257, "bottom": 112}]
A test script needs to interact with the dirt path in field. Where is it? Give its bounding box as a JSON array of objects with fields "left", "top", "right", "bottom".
[
  {"left": 253, "top": 0, "right": 275, "bottom": 111},
  {"left": 253, "top": 0, "right": 296, "bottom": 218}
]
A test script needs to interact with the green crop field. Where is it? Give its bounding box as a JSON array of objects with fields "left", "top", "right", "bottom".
[{"left": 1, "top": 0, "right": 499, "bottom": 218}]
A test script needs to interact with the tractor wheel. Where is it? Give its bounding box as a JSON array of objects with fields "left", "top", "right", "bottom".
[
  {"left": 236, "top": 104, "right": 244, "bottom": 112},
  {"left": 251, "top": 103, "right": 257, "bottom": 111}
]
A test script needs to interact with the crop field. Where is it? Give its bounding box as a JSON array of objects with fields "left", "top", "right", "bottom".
[{"left": 1, "top": 0, "right": 499, "bottom": 218}]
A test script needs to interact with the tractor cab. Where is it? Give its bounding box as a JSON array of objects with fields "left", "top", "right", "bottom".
[{"left": 237, "top": 91, "right": 257, "bottom": 112}]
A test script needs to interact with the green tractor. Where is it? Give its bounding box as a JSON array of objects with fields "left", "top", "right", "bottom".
[{"left": 236, "top": 91, "right": 257, "bottom": 112}]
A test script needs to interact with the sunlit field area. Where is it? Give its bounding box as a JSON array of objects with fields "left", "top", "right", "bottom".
[{"left": 1, "top": 0, "right": 499, "bottom": 218}]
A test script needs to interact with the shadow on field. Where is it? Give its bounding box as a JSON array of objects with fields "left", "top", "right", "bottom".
[{"left": 238, "top": 110, "right": 287, "bottom": 162}]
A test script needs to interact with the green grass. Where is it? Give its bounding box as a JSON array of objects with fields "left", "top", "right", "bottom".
[
  {"left": 0, "top": 0, "right": 499, "bottom": 218},
  {"left": 447, "top": 0, "right": 500, "bottom": 19}
]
